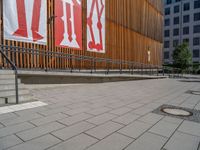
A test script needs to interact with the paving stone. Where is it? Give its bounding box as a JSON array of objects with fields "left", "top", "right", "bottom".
[
  {"left": 132, "top": 107, "right": 153, "bottom": 116},
  {"left": 0, "top": 113, "right": 43, "bottom": 126},
  {"left": 86, "top": 121, "right": 123, "bottom": 139},
  {"left": 127, "top": 103, "right": 144, "bottom": 109},
  {"left": 87, "top": 107, "right": 111, "bottom": 115},
  {"left": 178, "top": 120, "right": 200, "bottom": 137},
  {"left": 0, "top": 113, "right": 18, "bottom": 121},
  {"left": 109, "top": 107, "right": 132, "bottom": 116},
  {"left": 38, "top": 107, "right": 71, "bottom": 116},
  {"left": 164, "top": 131, "right": 200, "bottom": 150},
  {"left": 86, "top": 133, "right": 133, "bottom": 150},
  {"left": 0, "top": 135, "right": 23, "bottom": 150},
  {"left": 16, "top": 122, "right": 65, "bottom": 141},
  {"left": 30, "top": 113, "right": 68, "bottom": 126},
  {"left": 125, "top": 132, "right": 167, "bottom": 150},
  {"left": 118, "top": 121, "right": 152, "bottom": 139},
  {"left": 87, "top": 113, "right": 117, "bottom": 125},
  {"left": 138, "top": 113, "right": 163, "bottom": 125},
  {"left": 52, "top": 121, "right": 95, "bottom": 140},
  {"left": 58, "top": 113, "right": 93, "bottom": 126},
  {"left": 0, "top": 122, "right": 35, "bottom": 138},
  {"left": 149, "top": 120, "right": 180, "bottom": 138},
  {"left": 162, "top": 116, "right": 183, "bottom": 125},
  {"left": 7, "top": 134, "right": 61, "bottom": 150},
  {"left": 112, "top": 113, "right": 140, "bottom": 125},
  {"left": 63, "top": 107, "right": 91, "bottom": 116},
  {"left": 48, "top": 134, "right": 98, "bottom": 150}
]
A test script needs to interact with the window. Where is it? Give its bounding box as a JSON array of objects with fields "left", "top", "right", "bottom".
[
  {"left": 173, "top": 40, "right": 179, "bottom": 47},
  {"left": 173, "top": 28, "right": 179, "bottom": 36},
  {"left": 165, "top": 30, "right": 170, "bottom": 37},
  {"left": 183, "top": 15, "right": 190, "bottom": 23},
  {"left": 164, "top": 41, "right": 170, "bottom": 48},
  {"left": 166, "top": 0, "right": 172, "bottom": 5},
  {"left": 193, "top": 49, "right": 200, "bottom": 58},
  {"left": 183, "top": 27, "right": 189, "bottom": 35},
  {"left": 184, "top": 3, "right": 190, "bottom": 11},
  {"left": 194, "top": 25, "right": 200, "bottom": 33},
  {"left": 194, "top": 0, "right": 200, "bottom": 9},
  {"left": 194, "top": 12, "right": 200, "bottom": 21},
  {"left": 183, "top": 39, "right": 189, "bottom": 44},
  {"left": 174, "top": 5, "right": 180, "bottom": 13},
  {"left": 193, "top": 37, "right": 200, "bottom": 45},
  {"left": 175, "top": 0, "right": 181, "bottom": 2},
  {"left": 164, "top": 52, "right": 170, "bottom": 59},
  {"left": 174, "top": 17, "right": 179, "bottom": 25},
  {"left": 165, "top": 8, "right": 170, "bottom": 15},
  {"left": 165, "top": 19, "right": 170, "bottom": 26}
]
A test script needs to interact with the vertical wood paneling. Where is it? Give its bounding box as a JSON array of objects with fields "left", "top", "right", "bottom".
[{"left": 0, "top": 0, "right": 163, "bottom": 70}]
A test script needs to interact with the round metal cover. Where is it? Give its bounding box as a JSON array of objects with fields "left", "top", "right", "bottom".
[
  {"left": 161, "top": 108, "right": 193, "bottom": 117},
  {"left": 191, "top": 91, "right": 200, "bottom": 95}
]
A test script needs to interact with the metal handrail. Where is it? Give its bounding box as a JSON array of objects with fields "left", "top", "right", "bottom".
[
  {"left": 0, "top": 45, "right": 163, "bottom": 75},
  {"left": 0, "top": 46, "right": 19, "bottom": 104}
]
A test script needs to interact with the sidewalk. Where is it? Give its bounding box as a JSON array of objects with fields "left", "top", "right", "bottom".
[{"left": 0, "top": 78, "right": 200, "bottom": 150}]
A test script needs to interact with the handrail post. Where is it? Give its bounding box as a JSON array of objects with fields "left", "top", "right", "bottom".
[{"left": 14, "top": 70, "right": 19, "bottom": 104}]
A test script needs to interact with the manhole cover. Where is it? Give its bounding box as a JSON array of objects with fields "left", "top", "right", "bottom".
[
  {"left": 161, "top": 108, "right": 193, "bottom": 117},
  {"left": 191, "top": 91, "right": 200, "bottom": 95},
  {"left": 186, "top": 90, "right": 200, "bottom": 95},
  {"left": 152, "top": 105, "right": 200, "bottom": 123}
]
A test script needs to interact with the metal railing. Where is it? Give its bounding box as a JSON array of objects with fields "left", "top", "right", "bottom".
[
  {"left": 0, "top": 45, "right": 163, "bottom": 76},
  {"left": 0, "top": 47, "right": 19, "bottom": 104}
]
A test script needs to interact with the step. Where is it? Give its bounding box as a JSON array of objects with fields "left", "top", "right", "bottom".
[
  {"left": 0, "top": 79, "right": 21, "bottom": 85},
  {"left": 0, "top": 84, "right": 25, "bottom": 91},
  {"left": 0, "top": 70, "right": 15, "bottom": 75},
  {"left": 7, "top": 94, "right": 34, "bottom": 104},
  {"left": 0, "top": 94, "right": 33, "bottom": 104},
  {"left": 0, "top": 74, "right": 15, "bottom": 79},
  {"left": 0, "top": 89, "right": 29, "bottom": 98}
]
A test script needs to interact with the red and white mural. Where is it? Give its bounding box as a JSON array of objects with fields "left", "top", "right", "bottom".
[
  {"left": 87, "top": 0, "right": 105, "bottom": 53},
  {"left": 55, "top": 0, "right": 82, "bottom": 50},
  {"left": 3, "top": 0, "right": 47, "bottom": 44}
]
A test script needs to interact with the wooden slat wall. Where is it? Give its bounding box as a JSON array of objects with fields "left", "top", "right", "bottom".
[{"left": 0, "top": 0, "right": 163, "bottom": 70}]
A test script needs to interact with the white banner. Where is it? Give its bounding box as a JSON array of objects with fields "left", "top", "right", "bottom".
[
  {"left": 87, "top": 0, "right": 105, "bottom": 53},
  {"left": 3, "top": 0, "right": 47, "bottom": 45}
]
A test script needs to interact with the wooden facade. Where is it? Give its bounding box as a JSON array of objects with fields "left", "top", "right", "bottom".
[{"left": 0, "top": 0, "right": 163, "bottom": 70}]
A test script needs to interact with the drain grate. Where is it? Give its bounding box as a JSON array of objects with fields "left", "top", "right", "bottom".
[
  {"left": 153, "top": 105, "right": 200, "bottom": 123},
  {"left": 186, "top": 90, "right": 200, "bottom": 95}
]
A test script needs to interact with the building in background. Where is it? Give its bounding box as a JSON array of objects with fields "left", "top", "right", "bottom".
[{"left": 163, "top": 0, "right": 200, "bottom": 64}]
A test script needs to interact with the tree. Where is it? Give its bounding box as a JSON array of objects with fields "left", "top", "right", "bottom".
[{"left": 172, "top": 42, "right": 192, "bottom": 72}]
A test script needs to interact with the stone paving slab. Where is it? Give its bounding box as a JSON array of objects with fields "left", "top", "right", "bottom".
[
  {"left": 86, "top": 133, "right": 133, "bottom": 150},
  {"left": 7, "top": 134, "right": 61, "bottom": 150},
  {"left": 85, "top": 121, "right": 123, "bottom": 139},
  {"left": 125, "top": 132, "right": 167, "bottom": 150},
  {"left": 0, "top": 135, "right": 22, "bottom": 150},
  {"left": 48, "top": 134, "right": 98, "bottom": 150},
  {"left": 0, "top": 78, "right": 200, "bottom": 150},
  {"left": 163, "top": 131, "right": 200, "bottom": 150}
]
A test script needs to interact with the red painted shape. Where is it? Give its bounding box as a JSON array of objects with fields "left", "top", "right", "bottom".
[
  {"left": 13, "top": 0, "right": 28, "bottom": 37},
  {"left": 87, "top": 0, "right": 104, "bottom": 51},
  {"left": 31, "top": 0, "right": 43, "bottom": 41},
  {"left": 55, "top": 0, "right": 82, "bottom": 49}
]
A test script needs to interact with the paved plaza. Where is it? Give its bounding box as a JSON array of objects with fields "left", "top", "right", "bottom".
[{"left": 0, "top": 78, "right": 200, "bottom": 150}]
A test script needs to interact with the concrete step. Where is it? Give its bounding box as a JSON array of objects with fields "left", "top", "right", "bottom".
[
  {"left": 0, "top": 84, "right": 25, "bottom": 91},
  {"left": 0, "top": 89, "right": 29, "bottom": 98},
  {"left": 0, "top": 79, "right": 21, "bottom": 85},
  {"left": 0, "top": 74, "right": 15, "bottom": 79},
  {"left": 0, "top": 94, "right": 33, "bottom": 104},
  {"left": 0, "top": 70, "right": 14, "bottom": 75}
]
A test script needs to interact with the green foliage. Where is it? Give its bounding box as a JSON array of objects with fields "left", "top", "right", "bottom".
[{"left": 172, "top": 43, "right": 192, "bottom": 71}]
